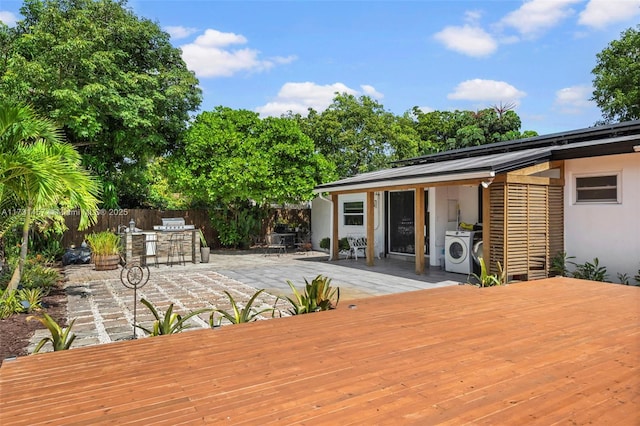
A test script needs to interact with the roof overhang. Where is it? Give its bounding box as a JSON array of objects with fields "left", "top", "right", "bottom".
[{"left": 313, "top": 170, "right": 495, "bottom": 194}]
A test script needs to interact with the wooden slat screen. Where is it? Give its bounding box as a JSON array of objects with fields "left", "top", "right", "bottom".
[
  {"left": 490, "top": 181, "right": 564, "bottom": 280},
  {"left": 489, "top": 183, "right": 505, "bottom": 275},
  {"left": 548, "top": 186, "right": 564, "bottom": 265}
]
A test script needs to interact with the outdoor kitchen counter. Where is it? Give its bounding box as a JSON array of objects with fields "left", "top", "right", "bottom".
[{"left": 122, "top": 229, "right": 200, "bottom": 265}]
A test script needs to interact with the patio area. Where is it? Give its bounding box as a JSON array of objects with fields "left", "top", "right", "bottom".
[
  {"left": 25, "top": 250, "right": 467, "bottom": 350},
  {"left": 1, "top": 276, "right": 638, "bottom": 424}
]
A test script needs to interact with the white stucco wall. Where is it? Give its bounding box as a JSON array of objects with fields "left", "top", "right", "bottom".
[
  {"left": 311, "top": 195, "right": 332, "bottom": 251},
  {"left": 311, "top": 193, "right": 384, "bottom": 256},
  {"left": 564, "top": 152, "right": 640, "bottom": 282}
]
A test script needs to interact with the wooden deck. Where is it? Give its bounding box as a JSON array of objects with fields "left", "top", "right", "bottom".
[{"left": 1, "top": 277, "right": 638, "bottom": 425}]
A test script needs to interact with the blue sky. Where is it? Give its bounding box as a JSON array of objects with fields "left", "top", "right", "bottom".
[{"left": 2, "top": 0, "right": 639, "bottom": 135}]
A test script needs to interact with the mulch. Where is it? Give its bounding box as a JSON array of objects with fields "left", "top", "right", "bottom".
[{"left": 0, "top": 283, "right": 67, "bottom": 367}]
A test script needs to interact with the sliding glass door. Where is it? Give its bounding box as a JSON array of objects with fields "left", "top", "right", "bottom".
[{"left": 388, "top": 190, "right": 429, "bottom": 255}]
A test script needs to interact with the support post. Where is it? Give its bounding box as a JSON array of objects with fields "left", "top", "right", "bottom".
[
  {"left": 366, "top": 191, "right": 375, "bottom": 266},
  {"left": 331, "top": 193, "right": 339, "bottom": 261},
  {"left": 415, "top": 188, "right": 425, "bottom": 274}
]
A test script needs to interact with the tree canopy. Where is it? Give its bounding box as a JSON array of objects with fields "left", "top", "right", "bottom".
[
  {"left": 170, "top": 107, "right": 333, "bottom": 247},
  {"left": 592, "top": 25, "right": 640, "bottom": 123},
  {"left": 301, "top": 94, "right": 420, "bottom": 179},
  {"left": 410, "top": 104, "right": 535, "bottom": 154},
  {"left": 0, "top": 0, "right": 201, "bottom": 207}
]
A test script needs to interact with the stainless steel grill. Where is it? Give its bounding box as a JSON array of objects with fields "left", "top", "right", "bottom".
[{"left": 153, "top": 217, "right": 195, "bottom": 231}]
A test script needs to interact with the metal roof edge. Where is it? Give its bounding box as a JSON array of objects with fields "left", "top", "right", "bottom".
[
  {"left": 394, "top": 119, "right": 640, "bottom": 166},
  {"left": 313, "top": 170, "right": 495, "bottom": 194}
]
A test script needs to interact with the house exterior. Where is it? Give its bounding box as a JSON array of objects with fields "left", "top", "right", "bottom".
[{"left": 311, "top": 120, "right": 640, "bottom": 282}]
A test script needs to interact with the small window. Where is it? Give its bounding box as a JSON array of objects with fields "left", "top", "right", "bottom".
[
  {"left": 575, "top": 174, "right": 620, "bottom": 203},
  {"left": 343, "top": 201, "right": 364, "bottom": 226}
]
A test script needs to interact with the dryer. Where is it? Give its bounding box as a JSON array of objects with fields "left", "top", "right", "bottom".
[{"left": 444, "top": 230, "right": 475, "bottom": 274}]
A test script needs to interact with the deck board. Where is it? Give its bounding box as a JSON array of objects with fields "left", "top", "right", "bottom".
[{"left": 1, "top": 277, "right": 638, "bottom": 424}]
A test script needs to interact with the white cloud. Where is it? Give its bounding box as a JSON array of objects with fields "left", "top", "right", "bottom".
[
  {"left": 579, "top": 0, "right": 640, "bottom": 29},
  {"left": 0, "top": 11, "right": 17, "bottom": 26},
  {"left": 433, "top": 24, "right": 498, "bottom": 57},
  {"left": 164, "top": 25, "right": 198, "bottom": 40},
  {"left": 554, "top": 85, "right": 594, "bottom": 114},
  {"left": 256, "top": 82, "right": 379, "bottom": 117},
  {"left": 500, "top": 0, "right": 581, "bottom": 38},
  {"left": 180, "top": 29, "right": 296, "bottom": 78},
  {"left": 448, "top": 79, "right": 526, "bottom": 104},
  {"left": 360, "top": 84, "right": 384, "bottom": 99}
]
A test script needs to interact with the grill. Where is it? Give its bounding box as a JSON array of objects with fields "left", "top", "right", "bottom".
[{"left": 153, "top": 217, "right": 195, "bottom": 231}]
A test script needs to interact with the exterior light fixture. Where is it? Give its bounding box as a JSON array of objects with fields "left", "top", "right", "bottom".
[{"left": 481, "top": 178, "right": 494, "bottom": 188}]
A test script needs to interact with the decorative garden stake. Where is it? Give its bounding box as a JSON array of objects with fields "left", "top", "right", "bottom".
[{"left": 120, "top": 262, "right": 150, "bottom": 339}]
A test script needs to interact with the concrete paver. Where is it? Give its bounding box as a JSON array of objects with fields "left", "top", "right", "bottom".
[{"left": 28, "top": 250, "right": 467, "bottom": 353}]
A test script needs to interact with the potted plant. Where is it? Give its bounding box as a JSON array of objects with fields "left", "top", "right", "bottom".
[
  {"left": 86, "top": 231, "right": 121, "bottom": 270},
  {"left": 199, "top": 228, "right": 210, "bottom": 263}
]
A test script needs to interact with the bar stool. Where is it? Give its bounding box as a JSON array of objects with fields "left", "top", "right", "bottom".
[
  {"left": 167, "top": 232, "right": 186, "bottom": 266},
  {"left": 143, "top": 233, "right": 159, "bottom": 267}
]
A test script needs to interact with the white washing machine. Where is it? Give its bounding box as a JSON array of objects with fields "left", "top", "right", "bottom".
[{"left": 445, "top": 231, "right": 475, "bottom": 274}]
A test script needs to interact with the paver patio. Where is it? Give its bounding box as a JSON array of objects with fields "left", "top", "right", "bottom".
[{"left": 28, "top": 250, "right": 465, "bottom": 351}]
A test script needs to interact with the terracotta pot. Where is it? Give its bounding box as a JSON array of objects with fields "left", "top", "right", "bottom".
[{"left": 93, "top": 254, "right": 120, "bottom": 271}]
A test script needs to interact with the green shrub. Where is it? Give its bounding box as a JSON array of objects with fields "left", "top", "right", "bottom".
[
  {"left": 318, "top": 237, "right": 350, "bottom": 251},
  {"left": 20, "top": 263, "right": 61, "bottom": 293},
  {"left": 319, "top": 237, "right": 330, "bottom": 250},
  {"left": 0, "top": 290, "right": 23, "bottom": 319},
  {"left": 278, "top": 275, "right": 340, "bottom": 315},
  {"left": 572, "top": 258, "right": 608, "bottom": 282},
  {"left": 550, "top": 251, "right": 575, "bottom": 277},
  {"left": 209, "top": 289, "right": 274, "bottom": 325}
]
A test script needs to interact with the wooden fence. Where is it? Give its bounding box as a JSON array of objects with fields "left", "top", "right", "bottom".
[{"left": 62, "top": 208, "right": 310, "bottom": 249}]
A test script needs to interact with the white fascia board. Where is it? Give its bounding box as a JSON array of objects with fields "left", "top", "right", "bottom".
[{"left": 313, "top": 170, "right": 495, "bottom": 194}]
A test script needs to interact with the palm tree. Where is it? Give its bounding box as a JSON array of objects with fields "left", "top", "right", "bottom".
[{"left": 0, "top": 102, "right": 101, "bottom": 294}]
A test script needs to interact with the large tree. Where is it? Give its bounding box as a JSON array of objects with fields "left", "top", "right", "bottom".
[
  {"left": 0, "top": 0, "right": 201, "bottom": 207},
  {"left": 302, "top": 94, "right": 420, "bottom": 179},
  {"left": 0, "top": 102, "right": 101, "bottom": 293},
  {"left": 592, "top": 25, "right": 640, "bottom": 123},
  {"left": 411, "top": 105, "right": 534, "bottom": 154},
  {"left": 172, "top": 107, "right": 333, "bottom": 247}
]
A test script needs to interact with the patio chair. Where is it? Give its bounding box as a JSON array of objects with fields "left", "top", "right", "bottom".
[
  {"left": 347, "top": 235, "right": 368, "bottom": 260},
  {"left": 264, "top": 233, "right": 286, "bottom": 256}
]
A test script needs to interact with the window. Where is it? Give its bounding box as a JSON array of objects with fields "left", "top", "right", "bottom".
[
  {"left": 343, "top": 201, "right": 364, "bottom": 226},
  {"left": 575, "top": 174, "right": 620, "bottom": 203}
]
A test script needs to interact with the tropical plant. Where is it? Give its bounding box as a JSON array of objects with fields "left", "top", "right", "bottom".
[
  {"left": 470, "top": 258, "right": 506, "bottom": 287},
  {"left": 17, "top": 287, "right": 44, "bottom": 313},
  {"left": 28, "top": 313, "right": 77, "bottom": 353},
  {"left": 20, "top": 263, "right": 61, "bottom": 294},
  {"left": 0, "top": 102, "right": 101, "bottom": 295},
  {"left": 136, "top": 298, "right": 210, "bottom": 336},
  {"left": 0, "top": 290, "right": 23, "bottom": 319},
  {"left": 635, "top": 268, "right": 640, "bottom": 285},
  {"left": 278, "top": 275, "right": 340, "bottom": 315},
  {"left": 617, "top": 273, "right": 629, "bottom": 285},
  {"left": 198, "top": 228, "right": 208, "bottom": 248},
  {"left": 209, "top": 289, "right": 274, "bottom": 326},
  {"left": 550, "top": 251, "right": 575, "bottom": 277},
  {"left": 85, "top": 232, "right": 121, "bottom": 256},
  {"left": 571, "top": 258, "right": 608, "bottom": 282}
]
